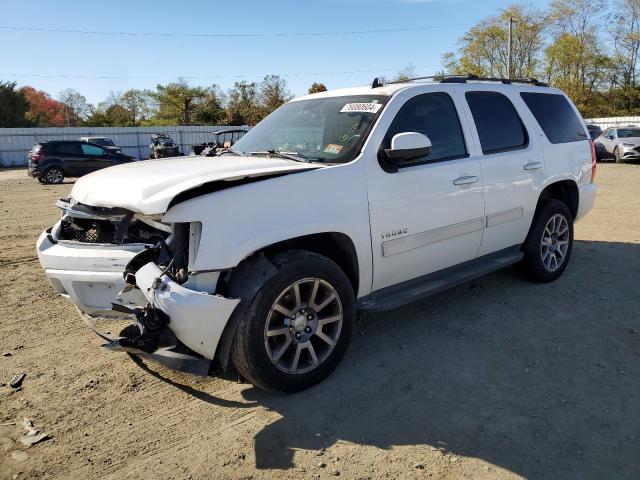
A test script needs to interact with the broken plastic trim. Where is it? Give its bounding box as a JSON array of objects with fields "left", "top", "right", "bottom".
[
  {"left": 79, "top": 307, "right": 211, "bottom": 375},
  {"left": 135, "top": 262, "right": 240, "bottom": 360}
]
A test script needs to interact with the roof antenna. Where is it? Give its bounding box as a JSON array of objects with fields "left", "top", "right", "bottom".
[{"left": 371, "top": 77, "right": 382, "bottom": 88}]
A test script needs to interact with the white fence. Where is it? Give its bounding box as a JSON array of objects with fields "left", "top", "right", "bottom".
[
  {"left": 0, "top": 126, "right": 250, "bottom": 167},
  {"left": 584, "top": 116, "right": 640, "bottom": 130}
]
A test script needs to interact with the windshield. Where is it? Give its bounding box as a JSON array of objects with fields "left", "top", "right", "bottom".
[
  {"left": 231, "top": 95, "right": 388, "bottom": 163},
  {"left": 617, "top": 128, "right": 640, "bottom": 138}
]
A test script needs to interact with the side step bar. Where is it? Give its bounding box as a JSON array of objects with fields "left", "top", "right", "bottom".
[{"left": 358, "top": 246, "right": 524, "bottom": 312}]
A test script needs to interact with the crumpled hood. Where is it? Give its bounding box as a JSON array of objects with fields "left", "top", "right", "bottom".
[{"left": 70, "top": 155, "right": 323, "bottom": 214}]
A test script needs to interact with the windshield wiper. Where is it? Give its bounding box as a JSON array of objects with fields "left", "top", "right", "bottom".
[{"left": 248, "top": 150, "right": 309, "bottom": 163}]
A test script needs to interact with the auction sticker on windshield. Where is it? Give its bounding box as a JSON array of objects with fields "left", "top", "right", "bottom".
[{"left": 340, "top": 103, "right": 383, "bottom": 114}]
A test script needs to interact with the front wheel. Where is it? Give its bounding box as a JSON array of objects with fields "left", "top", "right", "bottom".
[
  {"left": 515, "top": 200, "right": 573, "bottom": 283},
  {"left": 614, "top": 147, "right": 625, "bottom": 163},
  {"left": 230, "top": 251, "right": 355, "bottom": 393}
]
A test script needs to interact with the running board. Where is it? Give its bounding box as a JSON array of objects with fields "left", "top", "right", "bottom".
[{"left": 358, "top": 246, "right": 524, "bottom": 312}]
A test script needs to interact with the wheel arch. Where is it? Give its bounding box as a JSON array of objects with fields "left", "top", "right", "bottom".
[
  {"left": 42, "top": 161, "right": 68, "bottom": 176},
  {"left": 537, "top": 179, "right": 579, "bottom": 220},
  {"left": 212, "top": 232, "right": 360, "bottom": 372}
]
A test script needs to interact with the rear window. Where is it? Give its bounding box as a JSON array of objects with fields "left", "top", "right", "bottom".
[
  {"left": 53, "top": 143, "right": 82, "bottom": 155},
  {"left": 520, "top": 93, "right": 587, "bottom": 144},
  {"left": 465, "top": 91, "right": 528, "bottom": 154}
]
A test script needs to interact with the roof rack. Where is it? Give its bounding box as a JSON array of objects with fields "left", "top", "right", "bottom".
[{"left": 371, "top": 74, "right": 548, "bottom": 88}]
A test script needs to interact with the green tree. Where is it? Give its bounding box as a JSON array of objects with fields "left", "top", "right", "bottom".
[
  {"left": 610, "top": 0, "right": 640, "bottom": 111},
  {"left": 443, "top": 4, "right": 545, "bottom": 78},
  {"left": 308, "top": 82, "right": 327, "bottom": 94},
  {"left": 120, "top": 89, "right": 154, "bottom": 124},
  {"left": 545, "top": 0, "right": 613, "bottom": 115},
  {"left": 58, "top": 88, "right": 93, "bottom": 126},
  {"left": 0, "top": 82, "right": 29, "bottom": 127},
  {"left": 193, "top": 86, "right": 226, "bottom": 125},
  {"left": 151, "top": 80, "right": 210, "bottom": 126},
  {"left": 225, "top": 81, "right": 260, "bottom": 125},
  {"left": 258, "top": 75, "right": 292, "bottom": 115}
]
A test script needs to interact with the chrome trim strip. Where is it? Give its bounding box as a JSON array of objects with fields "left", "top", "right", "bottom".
[
  {"left": 382, "top": 217, "right": 484, "bottom": 257},
  {"left": 486, "top": 207, "right": 524, "bottom": 228}
]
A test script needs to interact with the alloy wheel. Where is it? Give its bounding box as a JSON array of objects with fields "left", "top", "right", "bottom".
[
  {"left": 264, "top": 278, "right": 343, "bottom": 374},
  {"left": 540, "top": 213, "right": 570, "bottom": 272},
  {"left": 45, "top": 169, "right": 63, "bottom": 184}
]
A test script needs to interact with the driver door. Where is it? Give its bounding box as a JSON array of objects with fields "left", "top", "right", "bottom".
[{"left": 365, "top": 90, "right": 485, "bottom": 291}]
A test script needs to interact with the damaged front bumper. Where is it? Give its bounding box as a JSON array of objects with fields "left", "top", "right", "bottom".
[{"left": 37, "top": 217, "right": 241, "bottom": 375}]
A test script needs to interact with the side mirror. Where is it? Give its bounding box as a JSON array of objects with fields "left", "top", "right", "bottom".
[{"left": 382, "top": 132, "right": 432, "bottom": 170}]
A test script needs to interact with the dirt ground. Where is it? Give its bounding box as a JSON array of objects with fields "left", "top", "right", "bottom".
[{"left": 0, "top": 165, "right": 639, "bottom": 480}]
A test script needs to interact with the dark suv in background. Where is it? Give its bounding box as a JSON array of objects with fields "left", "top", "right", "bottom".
[{"left": 27, "top": 141, "right": 136, "bottom": 184}]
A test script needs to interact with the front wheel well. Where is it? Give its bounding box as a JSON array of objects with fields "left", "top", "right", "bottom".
[
  {"left": 260, "top": 232, "right": 360, "bottom": 296},
  {"left": 537, "top": 180, "right": 579, "bottom": 220}
]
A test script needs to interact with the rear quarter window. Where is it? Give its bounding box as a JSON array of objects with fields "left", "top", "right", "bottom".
[{"left": 520, "top": 92, "right": 588, "bottom": 144}]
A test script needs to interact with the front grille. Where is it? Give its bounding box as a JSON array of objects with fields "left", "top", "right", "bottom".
[
  {"left": 61, "top": 219, "right": 118, "bottom": 243},
  {"left": 59, "top": 217, "right": 168, "bottom": 245}
]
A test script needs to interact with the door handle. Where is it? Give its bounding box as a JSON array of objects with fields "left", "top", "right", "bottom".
[
  {"left": 523, "top": 161, "right": 543, "bottom": 171},
  {"left": 452, "top": 175, "right": 479, "bottom": 185}
]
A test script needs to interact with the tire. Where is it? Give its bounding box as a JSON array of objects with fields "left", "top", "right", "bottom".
[
  {"left": 230, "top": 250, "right": 355, "bottom": 393},
  {"left": 42, "top": 167, "right": 64, "bottom": 184},
  {"left": 515, "top": 199, "right": 574, "bottom": 283},
  {"left": 614, "top": 147, "right": 625, "bottom": 163}
]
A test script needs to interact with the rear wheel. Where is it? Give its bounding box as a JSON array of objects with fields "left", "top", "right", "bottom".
[
  {"left": 230, "top": 250, "right": 355, "bottom": 393},
  {"left": 614, "top": 147, "right": 625, "bottom": 163},
  {"left": 515, "top": 199, "right": 573, "bottom": 283},
  {"left": 42, "top": 167, "right": 64, "bottom": 184}
]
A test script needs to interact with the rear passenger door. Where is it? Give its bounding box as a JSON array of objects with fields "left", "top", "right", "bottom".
[
  {"left": 53, "top": 142, "right": 85, "bottom": 176},
  {"left": 460, "top": 88, "right": 543, "bottom": 256}
]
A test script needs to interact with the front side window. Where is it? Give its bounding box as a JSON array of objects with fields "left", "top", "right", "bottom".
[
  {"left": 520, "top": 92, "right": 587, "bottom": 144},
  {"left": 81, "top": 144, "right": 106, "bottom": 155},
  {"left": 231, "top": 95, "right": 389, "bottom": 163},
  {"left": 383, "top": 92, "right": 467, "bottom": 163},
  {"left": 465, "top": 91, "right": 528, "bottom": 154}
]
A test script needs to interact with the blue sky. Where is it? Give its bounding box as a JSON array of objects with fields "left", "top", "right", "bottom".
[{"left": 2, "top": 0, "right": 550, "bottom": 104}]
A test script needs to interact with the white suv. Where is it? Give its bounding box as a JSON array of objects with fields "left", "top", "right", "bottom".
[{"left": 37, "top": 76, "right": 597, "bottom": 393}]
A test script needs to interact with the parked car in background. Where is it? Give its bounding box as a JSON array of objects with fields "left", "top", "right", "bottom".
[
  {"left": 36, "top": 76, "right": 597, "bottom": 393},
  {"left": 27, "top": 140, "right": 136, "bottom": 184},
  {"left": 79, "top": 136, "right": 123, "bottom": 154},
  {"left": 595, "top": 127, "right": 640, "bottom": 163},
  {"left": 191, "top": 129, "right": 248, "bottom": 156},
  {"left": 586, "top": 124, "right": 602, "bottom": 140},
  {"left": 149, "top": 133, "right": 180, "bottom": 159}
]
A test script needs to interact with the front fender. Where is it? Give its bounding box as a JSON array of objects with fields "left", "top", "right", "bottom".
[{"left": 162, "top": 163, "right": 373, "bottom": 295}]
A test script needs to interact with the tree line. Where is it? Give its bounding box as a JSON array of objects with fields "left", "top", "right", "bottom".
[
  {"left": 443, "top": 0, "right": 640, "bottom": 118},
  {"left": 3, "top": 0, "right": 639, "bottom": 127},
  {"left": 0, "top": 76, "right": 328, "bottom": 128}
]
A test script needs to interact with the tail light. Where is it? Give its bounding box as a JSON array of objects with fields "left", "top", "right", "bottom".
[
  {"left": 31, "top": 152, "right": 43, "bottom": 164},
  {"left": 589, "top": 140, "right": 596, "bottom": 183}
]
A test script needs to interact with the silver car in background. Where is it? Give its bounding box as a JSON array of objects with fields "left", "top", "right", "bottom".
[{"left": 596, "top": 127, "right": 640, "bottom": 163}]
